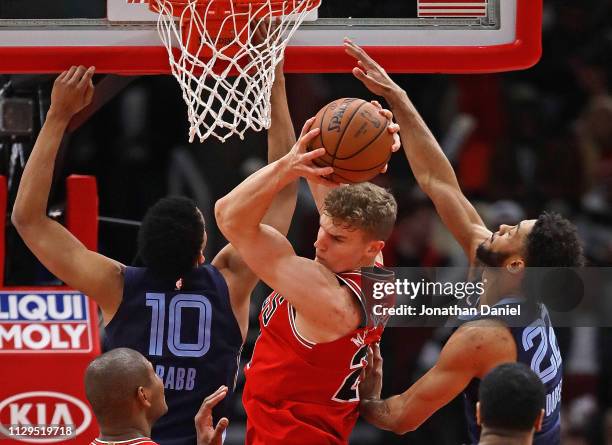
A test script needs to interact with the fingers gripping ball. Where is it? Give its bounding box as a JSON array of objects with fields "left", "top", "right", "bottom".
[{"left": 308, "top": 98, "right": 394, "bottom": 184}]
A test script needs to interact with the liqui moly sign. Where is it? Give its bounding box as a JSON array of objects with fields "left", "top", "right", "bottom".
[{"left": 0, "top": 292, "right": 92, "bottom": 353}]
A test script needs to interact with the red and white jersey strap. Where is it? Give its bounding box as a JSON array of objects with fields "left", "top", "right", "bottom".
[
  {"left": 288, "top": 305, "right": 316, "bottom": 349},
  {"left": 336, "top": 271, "right": 364, "bottom": 303},
  {"left": 91, "top": 438, "right": 159, "bottom": 445}
]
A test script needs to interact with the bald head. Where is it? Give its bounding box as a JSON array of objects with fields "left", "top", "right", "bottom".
[{"left": 84, "top": 348, "right": 152, "bottom": 424}]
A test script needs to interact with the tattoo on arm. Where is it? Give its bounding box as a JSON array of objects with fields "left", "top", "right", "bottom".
[{"left": 361, "top": 398, "right": 394, "bottom": 430}]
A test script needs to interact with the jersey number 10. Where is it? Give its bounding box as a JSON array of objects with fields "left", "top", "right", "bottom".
[{"left": 146, "top": 293, "right": 212, "bottom": 358}]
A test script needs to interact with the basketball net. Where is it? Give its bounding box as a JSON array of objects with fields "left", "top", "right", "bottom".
[{"left": 139, "top": 0, "right": 320, "bottom": 142}]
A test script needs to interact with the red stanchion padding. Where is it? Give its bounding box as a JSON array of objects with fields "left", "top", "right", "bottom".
[
  {"left": 0, "top": 290, "right": 101, "bottom": 444},
  {"left": 1, "top": 175, "right": 102, "bottom": 443},
  {"left": 0, "top": 176, "right": 6, "bottom": 286},
  {"left": 66, "top": 175, "right": 98, "bottom": 251}
]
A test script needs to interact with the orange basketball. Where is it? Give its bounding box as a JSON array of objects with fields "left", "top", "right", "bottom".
[{"left": 308, "top": 98, "right": 394, "bottom": 184}]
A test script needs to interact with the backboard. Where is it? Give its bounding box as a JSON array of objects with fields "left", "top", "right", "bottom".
[{"left": 0, "top": 0, "right": 542, "bottom": 74}]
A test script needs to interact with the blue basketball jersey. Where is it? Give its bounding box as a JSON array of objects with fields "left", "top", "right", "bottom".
[
  {"left": 104, "top": 265, "right": 243, "bottom": 445},
  {"left": 460, "top": 297, "right": 562, "bottom": 445}
]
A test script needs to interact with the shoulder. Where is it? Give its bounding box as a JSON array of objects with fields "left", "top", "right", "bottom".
[
  {"left": 454, "top": 318, "right": 515, "bottom": 349},
  {"left": 326, "top": 269, "right": 363, "bottom": 324},
  {"left": 201, "top": 262, "right": 225, "bottom": 280},
  {"left": 121, "top": 265, "right": 142, "bottom": 296},
  {"left": 336, "top": 266, "right": 392, "bottom": 290},
  {"left": 122, "top": 266, "right": 161, "bottom": 294},
  {"left": 443, "top": 319, "right": 516, "bottom": 375},
  {"left": 336, "top": 269, "right": 364, "bottom": 293},
  {"left": 300, "top": 283, "right": 361, "bottom": 341},
  {"left": 122, "top": 265, "right": 145, "bottom": 282},
  {"left": 307, "top": 268, "right": 363, "bottom": 337},
  {"left": 190, "top": 264, "right": 230, "bottom": 295}
]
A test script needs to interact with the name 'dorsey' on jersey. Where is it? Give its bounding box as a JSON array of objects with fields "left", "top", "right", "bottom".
[{"left": 0, "top": 292, "right": 91, "bottom": 352}]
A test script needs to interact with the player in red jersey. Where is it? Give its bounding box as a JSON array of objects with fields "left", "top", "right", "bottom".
[
  {"left": 86, "top": 348, "right": 228, "bottom": 445},
  {"left": 215, "top": 115, "right": 400, "bottom": 444}
]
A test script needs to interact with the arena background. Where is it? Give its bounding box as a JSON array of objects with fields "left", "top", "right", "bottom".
[{"left": 2, "top": 1, "right": 612, "bottom": 443}]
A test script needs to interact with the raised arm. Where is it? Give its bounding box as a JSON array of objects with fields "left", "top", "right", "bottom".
[
  {"left": 215, "top": 123, "right": 360, "bottom": 337},
  {"left": 11, "top": 66, "right": 124, "bottom": 324},
  {"left": 359, "top": 323, "right": 516, "bottom": 434},
  {"left": 261, "top": 59, "right": 299, "bottom": 233},
  {"left": 344, "top": 40, "right": 491, "bottom": 262},
  {"left": 211, "top": 59, "right": 300, "bottom": 340}
]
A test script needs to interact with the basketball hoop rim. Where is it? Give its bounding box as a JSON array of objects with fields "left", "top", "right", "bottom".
[{"left": 145, "top": 0, "right": 318, "bottom": 17}]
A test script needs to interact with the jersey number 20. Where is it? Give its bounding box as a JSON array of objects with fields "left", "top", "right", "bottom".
[
  {"left": 146, "top": 293, "right": 212, "bottom": 358},
  {"left": 522, "top": 322, "right": 562, "bottom": 384}
]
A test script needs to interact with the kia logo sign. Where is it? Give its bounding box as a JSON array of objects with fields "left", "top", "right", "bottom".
[{"left": 0, "top": 391, "right": 92, "bottom": 443}]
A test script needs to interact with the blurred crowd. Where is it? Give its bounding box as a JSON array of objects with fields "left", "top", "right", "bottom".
[{"left": 3, "top": 0, "right": 612, "bottom": 444}]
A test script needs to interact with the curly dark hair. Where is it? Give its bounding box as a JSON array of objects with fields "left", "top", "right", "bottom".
[
  {"left": 138, "top": 197, "right": 205, "bottom": 282},
  {"left": 524, "top": 212, "right": 585, "bottom": 267},
  {"left": 323, "top": 183, "right": 397, "bottom": 241}
]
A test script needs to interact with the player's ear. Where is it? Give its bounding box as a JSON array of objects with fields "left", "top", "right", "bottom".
[
  {"left": 199, "top": 232, "right": 207, "bottom": 265},
  {"left": 506, "top": 257, "right": 525, "bottom": 275},
  {"left": 476, "top": 402, "right": 482, "bottom": 426},
  {"left": 137, "top": 386, "right": 153, "bottom": 409},
  {"left": 534, "top": 409, "right": 544, "bottom": 432},
  {"left": 367, "top": 240, "right": 384, "bottom": 256}
]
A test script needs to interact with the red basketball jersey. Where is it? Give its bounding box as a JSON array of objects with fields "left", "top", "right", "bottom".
[
  {"left": 90, "top": 438, "right": 159, "bottom": 445},
  {"left": 243, "top": 268, "right": 391, "bottom": 445}
]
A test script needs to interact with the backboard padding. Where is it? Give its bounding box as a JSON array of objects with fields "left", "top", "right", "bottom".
[
  {"left": 0, "top": 0, "right": 542, "bottom": 74},
  {"left": 0, "top": 0, "right": 105, "bottom": 19}
]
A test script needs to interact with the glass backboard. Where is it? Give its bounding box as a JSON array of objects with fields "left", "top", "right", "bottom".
[{"left": 0, "top": 0, "right": 541, "bottom": 74}]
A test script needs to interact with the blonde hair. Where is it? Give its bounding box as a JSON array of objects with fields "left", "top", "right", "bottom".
[{"left": 323, "top": 183, "right": 397, "bottom": 241}]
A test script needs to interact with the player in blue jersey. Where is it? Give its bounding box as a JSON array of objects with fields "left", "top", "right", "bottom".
[
  {"left": 12, "top": 61, "right": 298, "bottom": 444},
  {"left": 477, "top": 363, "right": 546, "bottom": 445},
  {"left": 344, "top": 40, "right": 584, "bottom": 445}
]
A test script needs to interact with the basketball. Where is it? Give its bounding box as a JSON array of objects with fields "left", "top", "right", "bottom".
[{"left": 308, "top": 98, "right": 394, "bottom": 184}]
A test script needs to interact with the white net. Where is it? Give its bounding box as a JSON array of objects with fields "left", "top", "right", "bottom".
[{"left": 144, "top": 0, "right": 320, "bottom": 142}]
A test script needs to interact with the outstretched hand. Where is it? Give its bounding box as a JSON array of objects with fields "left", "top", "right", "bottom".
[
  {"left": 253, "top": 18, "right": 285, "bottom": 76},
  {"left": 282, "top": 117, "right": 339, "bottom": 187},
  {"left": 195, "top": 386, "right": 230, "bottom": 445},
  {"left": 49, "top": 66, "right": 95, "bottom": 119},
  {"left": 344, "top": 39, "right": 401, "bottom": 99},
  {"left": 359, "top": 342, "right": 383, "bottom": 400},
  {"left": 371, "top": 100, "right": 401, "bottom": 173}
]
